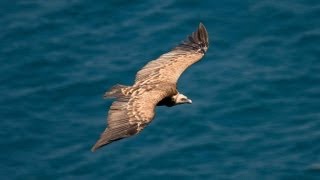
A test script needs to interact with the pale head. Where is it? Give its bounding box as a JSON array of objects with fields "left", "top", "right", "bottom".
[{"left": 173, "top": 93, "right": 192, "bottom": 105}]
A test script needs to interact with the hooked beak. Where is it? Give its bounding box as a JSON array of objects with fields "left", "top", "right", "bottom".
[{"left": 187, "top": 99, "right": 192, "bottom": 104}]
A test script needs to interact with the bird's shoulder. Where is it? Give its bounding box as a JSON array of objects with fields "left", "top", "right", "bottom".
[{"left": 130, "top": 82, "right": 178, "bottom": 98}]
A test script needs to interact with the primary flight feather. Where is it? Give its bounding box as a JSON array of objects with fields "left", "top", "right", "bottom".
[{"left": 92, "top": 23, "right": 209, "bottom": 152}]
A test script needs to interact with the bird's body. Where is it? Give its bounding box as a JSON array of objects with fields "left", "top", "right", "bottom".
[{"left": 92, "top": 23, "right": 209, "bottom": 151}]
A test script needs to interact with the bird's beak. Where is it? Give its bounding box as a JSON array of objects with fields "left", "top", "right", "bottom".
[{"left": 187, "top": 99, "right": 192, "bottom": 104}]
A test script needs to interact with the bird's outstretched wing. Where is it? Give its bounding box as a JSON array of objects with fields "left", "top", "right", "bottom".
[
  {"left": 92, "top": 23, "right": 209, "bottom": 151},
  {"left": 91, "top": 84, "right": 177, "bottom": 151},
  {"left": 135, "top": 23, "right": 209, "bottom": 86}
]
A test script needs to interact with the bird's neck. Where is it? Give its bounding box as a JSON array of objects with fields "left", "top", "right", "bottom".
[{"left": 157, "top": 96, "right": 176, "bottom": 107}]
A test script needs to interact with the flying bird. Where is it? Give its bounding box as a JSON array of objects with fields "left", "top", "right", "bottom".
[{"left": 92, "top": 23, "right": 209, "bottom": 152}]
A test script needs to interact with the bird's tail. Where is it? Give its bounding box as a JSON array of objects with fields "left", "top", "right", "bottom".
[{"left": 103, "top": 84, "right": 129, "bottom": 98}]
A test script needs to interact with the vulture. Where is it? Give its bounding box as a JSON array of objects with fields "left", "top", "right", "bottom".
[{"left": 92, "top": 23, "right": 209, "bottom": 152}]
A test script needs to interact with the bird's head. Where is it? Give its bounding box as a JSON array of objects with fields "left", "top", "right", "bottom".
[{"left": 173, "top": 93, "right": 192, "bottom": 105}]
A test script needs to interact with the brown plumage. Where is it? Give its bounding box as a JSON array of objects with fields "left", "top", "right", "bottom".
[{"left": 91, "top": 23, "right": 209, "bottom": 152}]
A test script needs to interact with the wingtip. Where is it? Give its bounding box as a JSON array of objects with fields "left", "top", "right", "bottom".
[
  {"left": 197, "top": 22, "right": 209, "bottom": 46},
  {"left": 91, "top": 145, "right": 97, "bottom": 152},
  {"left": 198, "top": 22, "right": 207, "bottom": 34},
  {"left": 174, "top": 22, "right": 209, "bottom": 53},
  {"left": 91, "top": 138, "right": 107, "bottom": 152},
  {"left": 91, "top": 136, "right": 106, "bottom": 152},
  {"left": 199, "top": 22, "right": 205, "bottom": 29},
  {"left": 91, "top": 142, "right": 99, "bottom": 152}
]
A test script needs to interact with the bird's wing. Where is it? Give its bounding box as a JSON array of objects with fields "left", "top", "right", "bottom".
[
  {"left": 91, "top": 84, "right": 177, "bottom": 151},
  {"left": 135, "top": 23, "right": 209, "bottom": 86}
]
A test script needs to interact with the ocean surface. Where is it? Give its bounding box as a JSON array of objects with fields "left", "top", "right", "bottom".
[{"left": 1, "top": 0, "right": 320, "bottom": 179}]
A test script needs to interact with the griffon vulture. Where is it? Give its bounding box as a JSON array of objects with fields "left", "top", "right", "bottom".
[{"left": 92, "top": 23, "right": 209, "bottom": 151}]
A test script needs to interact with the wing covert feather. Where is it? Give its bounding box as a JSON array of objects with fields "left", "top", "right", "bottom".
[
  {"left": 135, "top": 23, "right": 209, "bottom": 85},
  {"left": 91, "top": 84, "right": 177, "bottom": 151}
]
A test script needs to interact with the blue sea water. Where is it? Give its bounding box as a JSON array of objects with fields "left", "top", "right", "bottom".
[{"left": 1, "top": 0, "right": 320, "bottom": 179}]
